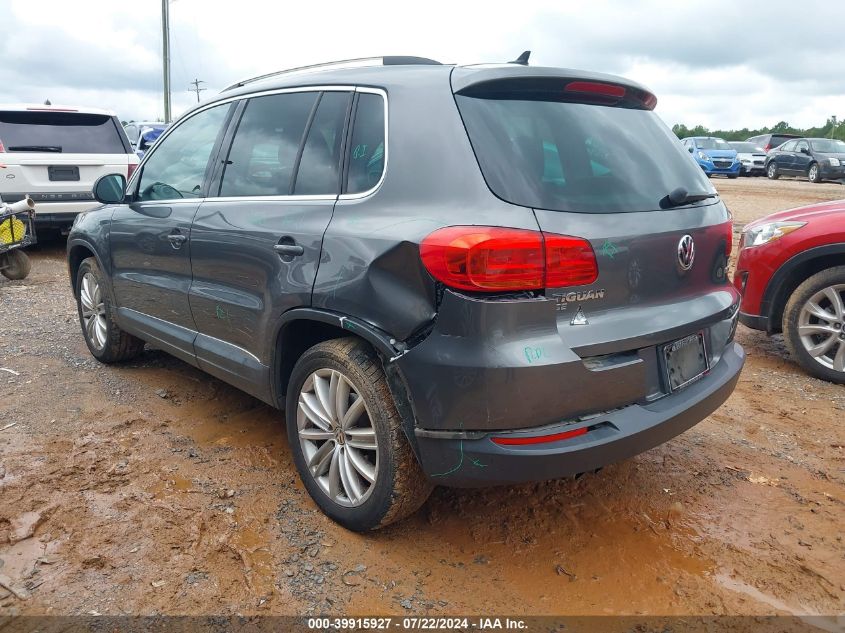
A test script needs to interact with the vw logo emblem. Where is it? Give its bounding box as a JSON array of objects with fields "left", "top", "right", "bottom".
[{"left": 677, "top": 234, "right": 695, "bottom": 271}]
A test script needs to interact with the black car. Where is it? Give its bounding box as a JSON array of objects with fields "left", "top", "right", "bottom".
[
  {"left": 746, "top": 132, "right": 801, "bottom": 153},
  {"left": 765, "top": 137, "right": 845, "bottom": 183},
  {"left": 67, "top": 55, "right": 743, "bottom": 531}
]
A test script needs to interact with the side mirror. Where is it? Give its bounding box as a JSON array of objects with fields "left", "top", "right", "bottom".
[
  {"left": 93, "top": 173, "right": 127, "bottom": 204},
  {"left": 800, "top": 147, "right": 810, "bottom": 155},
  {"left": 688, "top": 146, "right": 694, "bottom": 153}
]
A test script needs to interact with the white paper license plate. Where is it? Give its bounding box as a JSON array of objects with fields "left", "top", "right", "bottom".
[{"left": 664, "top": 332, "right": 709, "bottom": 392}]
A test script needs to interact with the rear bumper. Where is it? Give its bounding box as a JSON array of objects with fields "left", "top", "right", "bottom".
[
  {"left": 414, "top": 342, "right": 744, "bottom": 487},
  {"left": 738, "top": 311, "right": 768, "bottom": 331},
  {"left": 31, "top": 202, "right": 100, "bottom": 230}
]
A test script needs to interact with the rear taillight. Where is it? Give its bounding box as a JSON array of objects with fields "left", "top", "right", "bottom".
[
  {"left": 0, "top": 138, "right": 5, "bottom": 153},
  {"left": 127, "top": 163, "right": 138, "bottom": 180},
  {"left": 419, "top": 226, "right": 598, "bottom": 292},
  {"left": 764, "top": 144, "right": 771, "bottom": 152},
  {"left": 544, "top": 234, "right": 600, "bottom": 287},
  {"left": 724, "top": 216, "right": 733, "bottom": 257}
]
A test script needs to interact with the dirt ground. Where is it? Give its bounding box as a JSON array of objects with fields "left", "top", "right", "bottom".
[{"left": 1, "top": 177, "right": 843, "bottom": 622}]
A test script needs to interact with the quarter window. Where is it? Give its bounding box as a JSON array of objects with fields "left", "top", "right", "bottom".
[
  {"left": 346, "top": 93, "right": 386, "bottom": 194},
  {"left": 137, "top": 104, "right": 229, "bottom": 201},
  {"left": 220, "top": 92, "right": 317, "bottom": 197},
  {"left": 294, "top": 91, "right": 352, "bottom": 195}
]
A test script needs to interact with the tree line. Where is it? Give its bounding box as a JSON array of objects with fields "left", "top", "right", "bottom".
[{"left": 672, "top": 118, "right": 844, "bottom": 142}]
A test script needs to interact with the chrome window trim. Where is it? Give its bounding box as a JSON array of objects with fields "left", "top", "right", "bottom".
[
  {"left": 126, "top": 84, "right": 377, "bottom": 204},
  {"left": 206, "top": 194, "right": 338, "bottom": 203}
]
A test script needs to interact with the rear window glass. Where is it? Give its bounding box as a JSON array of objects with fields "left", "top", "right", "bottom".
[
  {"left": 770, "top": 135, "right": 797, "bottom": 149},
  {"left": 456, "top": 93, "right": 712, "bottom": 213},
  {"left": 220, "top": 92, "right": 317, "bottom": 197},
  {"left": 0, "top": 111, "right": 126, "bottom": 154},
  {"left": 730, "top": 142, "right": 763, "bottom": 153},
  {"left": 346, "top": 93, "right": 385, "bottom": 194}
]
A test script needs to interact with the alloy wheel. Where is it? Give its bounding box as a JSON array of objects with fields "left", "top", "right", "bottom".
[
  {"left": 797, "top": 284, "right": 845, "bottom": 373},
  {"left": 809, "top": 165, "right": 819, "bottom": 182},
  {"left": 297, "top": 368, "right": 378, "bottom": 507},
  {"left": 80, "top": 272, "right": 107, "bottom": 350}
]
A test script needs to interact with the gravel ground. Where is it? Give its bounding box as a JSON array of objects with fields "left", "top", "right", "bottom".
[{"left": 0, "top": 177, "right": 843, "bottom": 620}]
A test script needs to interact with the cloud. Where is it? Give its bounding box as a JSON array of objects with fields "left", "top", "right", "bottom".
[{"left": 0, "top": 0, "right": 842, "bottom": 130}]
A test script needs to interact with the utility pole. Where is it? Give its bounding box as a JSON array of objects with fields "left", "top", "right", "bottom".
[
  {"left": 189, "top": 78, "right": 207, "bottom": 103},
  {"left": 161, "top": 0, "right": 171, "bottom": 123}
]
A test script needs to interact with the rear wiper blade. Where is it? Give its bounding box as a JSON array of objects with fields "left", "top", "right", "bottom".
[
  {"left": 660, "top": 187, "right": 717, "bottom": 209},
  {"left": 7, "top": 145, "right": 62, "bottom": 152}
]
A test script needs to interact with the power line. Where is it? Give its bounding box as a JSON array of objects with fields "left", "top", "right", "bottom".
[{"left": 189, "top": 78, "right": 207, "bottom": 103}]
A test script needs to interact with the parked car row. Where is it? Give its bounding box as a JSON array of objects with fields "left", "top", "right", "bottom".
[{"left": 680, "top": 133, "right": 845, "bottom": 184}]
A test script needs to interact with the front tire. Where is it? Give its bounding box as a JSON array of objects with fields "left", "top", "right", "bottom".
[
  {"left": 728, "top": 173, "right": 739, "bottom": 179},
  {"left": 808, "top": 163, "right": 822, "bottom": 183},
  {"left": 767, "top": 162, "right": 780, "bottom": 180},
  {"left": 783, "top": 267, "right": 845, "bottom": 384},
  {"left": 0, "top": 250, "right": 31, "bottom": 280},
  {"left": 286, "top": 338, "right": 433, "bottom": 531},
  {"left": 75, "top": 257, "right": 145, "bottom": 363}
]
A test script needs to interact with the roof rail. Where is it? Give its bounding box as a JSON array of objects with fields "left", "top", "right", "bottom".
[{"left": 221, "top": 56, "right": 442, "bottom": 92}]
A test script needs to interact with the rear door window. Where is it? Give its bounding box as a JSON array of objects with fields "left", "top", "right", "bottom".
[
  {"left": 294, "top": 91, "right": 352, "bottom": 195},
  {"left": 220, "top": 92, "right": 317, "bottom": 197},
  {"left": 770, "top": 136, "right": 795, "bottom": 150},
  {"left": 0, "top": 110, "right": 127, "bottom": 154},
  {"left": 345, "top": 92, "right": 386, "bottom": 194},
  {"left": 137, "top": 103, "right": 230, "bottom": 201},
  {"left": 455, "top": 87, "right": 711, "bottom": 213}
]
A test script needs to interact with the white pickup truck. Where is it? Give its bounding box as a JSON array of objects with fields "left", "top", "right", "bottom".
[{"left": 0, "top": 104, "right": 139, "bottom": 233}]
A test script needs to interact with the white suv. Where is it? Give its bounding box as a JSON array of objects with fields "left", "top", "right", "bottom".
[{"left": 0, "top": 104, "right": 139, "bottom": 232}]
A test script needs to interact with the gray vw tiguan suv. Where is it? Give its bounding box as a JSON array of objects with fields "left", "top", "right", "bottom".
[{"left": 68, "top": 56, "right": 744, "bottom": 531}]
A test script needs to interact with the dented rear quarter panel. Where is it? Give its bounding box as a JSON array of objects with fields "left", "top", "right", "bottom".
[{"left": 312, "top": 67, "right": 541, "bottom": 340}]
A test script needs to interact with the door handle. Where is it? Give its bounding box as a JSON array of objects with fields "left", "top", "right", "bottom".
[
  {"left": 273, "top": 243, "right": 304, "bottom": 257},
  {"left": 168, "top": 233, "right": 188, "bottom": 248}
]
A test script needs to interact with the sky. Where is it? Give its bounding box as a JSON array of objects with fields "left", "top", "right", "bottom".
[{"left": 1, "top": 0, "right": 843, "bottom": 131}]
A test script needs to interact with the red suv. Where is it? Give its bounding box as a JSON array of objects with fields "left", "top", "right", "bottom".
[{"left": 734, "top": 199, "right": 845, "bottom": 383}]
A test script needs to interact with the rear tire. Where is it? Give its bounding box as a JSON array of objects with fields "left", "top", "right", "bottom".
[
  {"left": 783, "top": 267, "right": 845, "bottom": 384},
  {"left": 286, "top": 337, "right": 433, "bottom": 531},
  {"left": 0, "top": 250, "right": 31, "bottom": 280},
  {"left": 767, "top": 162, "right": 779, "bottom": 180},
  {"left": 808, "top": 163, "right": 822, "bottom": 184},
  {"left": 75, "top": 257, "right": 145, "bottom": 363}
]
